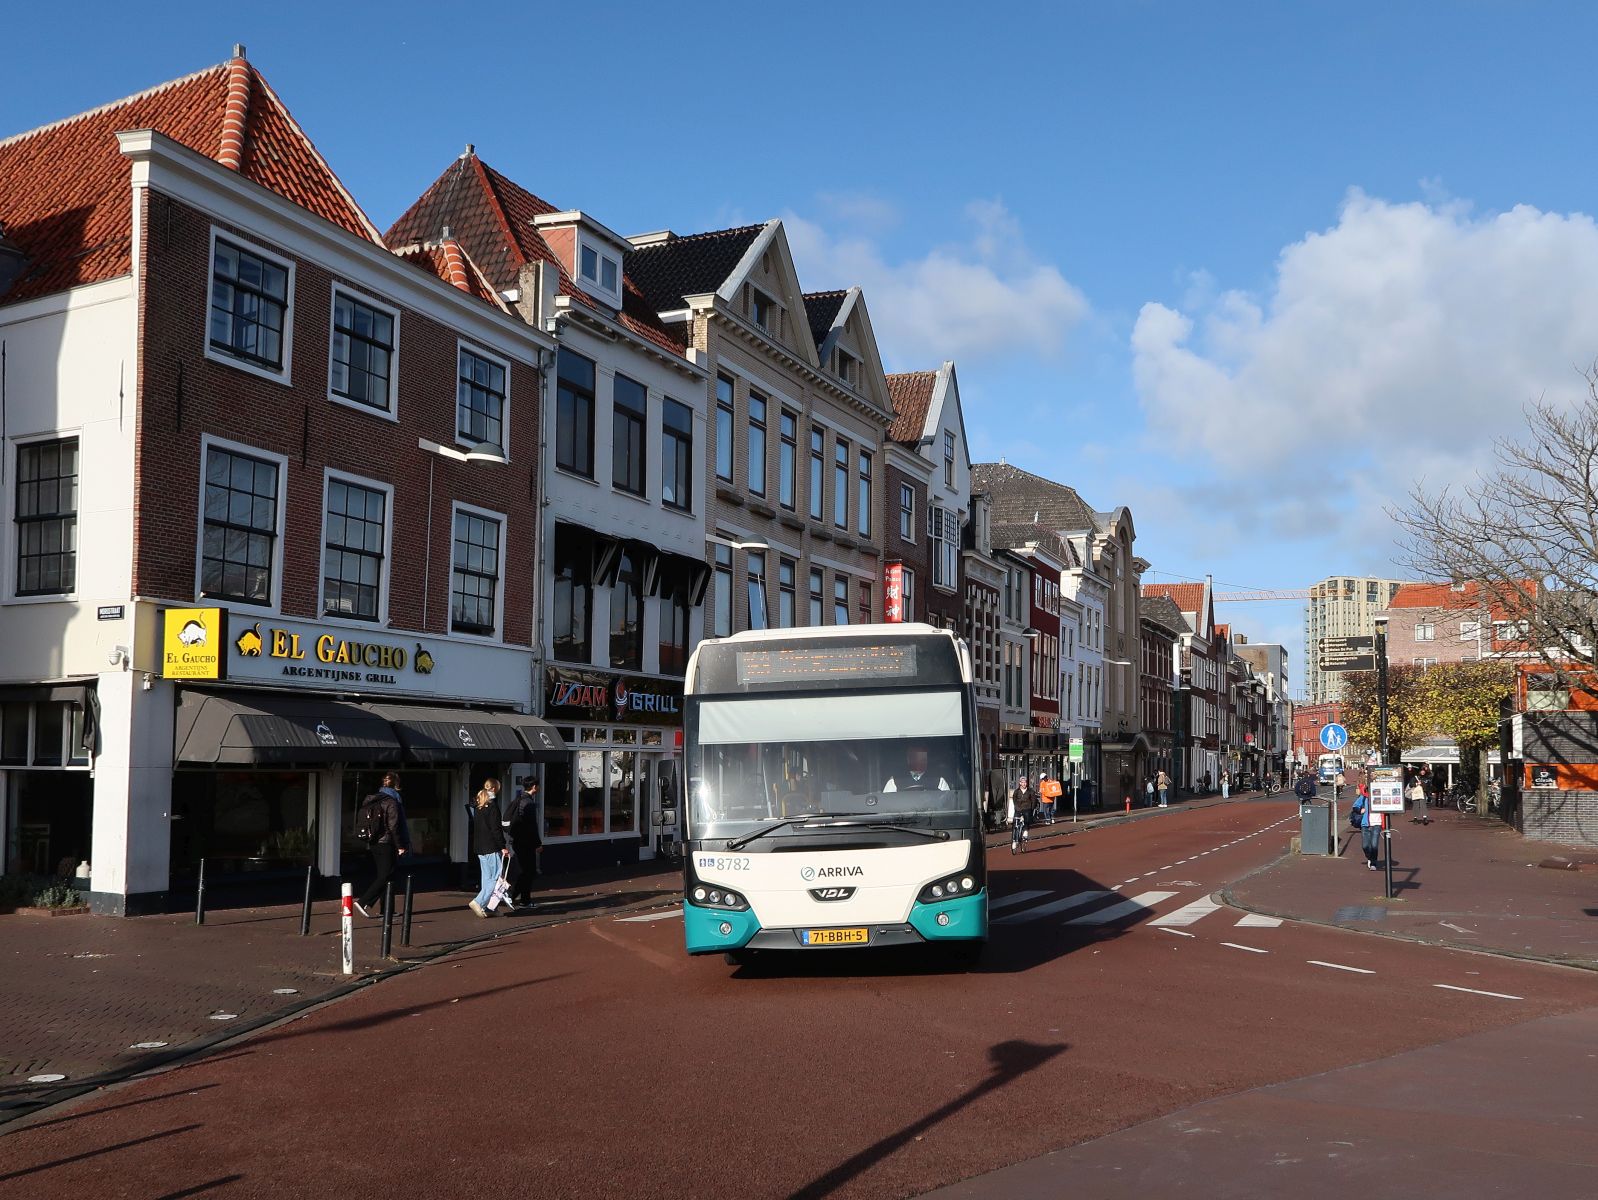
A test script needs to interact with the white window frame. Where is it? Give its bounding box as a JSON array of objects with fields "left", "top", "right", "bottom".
[
  {"left": 195, "top": 434, "right": 290, "bottom": 615},
  {"left": 577, "top": 236, "right": 623, "bottom": 308},
  {"left": 4, "top": 429, "right": 84, "bottom": 604},
  {"left": 205, "top": 228, "right": 295, "bottom": 385},
  {"left": 1415, "top": 622, "right": 1435, "bottom": 642},
  {"left": 326, "top": 282, "right": 400, "bottom": 420},
  {"left": 317, "top": 468, "right": 395, "bottom": 627},
  {"left": 455, "top": 340, "right": 513, "bottom": 458},
  {"left": 899, "top": 483, "right": 916, "bottom": 543},
  {"left": 447, "top": 500, "right": 507, "bottom": 643}
]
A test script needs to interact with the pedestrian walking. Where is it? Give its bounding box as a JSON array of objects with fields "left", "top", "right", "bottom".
[
  {"left": 1293, "top": 770, "right": 1318, "bottom": 802},
  {"left": 1202, "top": 770, "right": 1212, "bottom": 794},
  {"left": 1351, "top": 782, "right": 1381, "bottom": 870},
  {"left": 1156, "top": 769, "right": 1170, "bottom": 807},
  {"left": 1408, "top": 777, "right": 1431, "bottom": 825},
  {"left": 1038, "top": 772, "right": 1061, "bottom": 823},
  {"left": 504, "top": 776, "right": 544, "bottom": 907},
  {"left": 1144, "top": 778, "right": 1156, "bottom": 808},
  {"left": 354, "top": 773, "right": 409, "bottom": 919},
  {"left": 1221, "top": 771, "right": 1230, "bottom": 800},
  {"left": 467, "top": 782, "right": 509, "bottom": 917},
  {"left": 1009, "top": 776, "right": 1034, "bottom": 825},
  {"left": 1334, "top": 769, "right": 1346, "bottom": 802}
]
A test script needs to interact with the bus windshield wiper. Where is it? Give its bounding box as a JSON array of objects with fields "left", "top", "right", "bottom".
[{"left": 725, "top": 813, "right": 948, "bottom": 849}]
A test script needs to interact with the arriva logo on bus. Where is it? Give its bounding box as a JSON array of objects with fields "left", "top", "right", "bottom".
[{"left": 801, "top": 865, "right": 864, "bottom": 881}]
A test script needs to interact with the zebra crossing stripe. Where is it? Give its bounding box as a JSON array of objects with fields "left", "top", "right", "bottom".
[
  {"left": 1235, "top": 913, "right": 1283, "bottom": 928},
  {"left": 616, "top": 909, "right": 683, "bottom": 923},
  {"left": 994, "top": 890, "right": 1115, "bottom": 924},
  {"left": 1064, "top": 890, "right": 1177, "bottom": 926},
  {"left": 988, "top": 889, "right": 1050, "bottom": 913},
  {"left": 1150, "top": 897, "right": 1222, "bottom": 927}
]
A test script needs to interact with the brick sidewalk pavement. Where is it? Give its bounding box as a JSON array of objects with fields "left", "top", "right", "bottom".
[
  {"left": 0, "top": 860, "right": 680, "bottom": 1123},
  {"left": 1226, "top": 807, "right": 1598, "bottom": 968}
]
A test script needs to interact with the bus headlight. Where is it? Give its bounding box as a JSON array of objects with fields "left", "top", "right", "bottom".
[
  {"left": 686, "top": 885, "right": 749, "bottom": 912},
  {"left": 918, "top": 874, "right": 980, "bottom": 904}
]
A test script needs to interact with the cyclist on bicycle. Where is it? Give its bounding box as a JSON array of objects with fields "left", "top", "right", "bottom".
[{"left": 1010, "top": 776, "right": 1033, "bottom": 845}]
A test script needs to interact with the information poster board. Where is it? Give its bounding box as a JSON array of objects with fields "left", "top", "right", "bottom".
[{"left": 1368, "top": 764, "right": 1404, "bottom": 813}]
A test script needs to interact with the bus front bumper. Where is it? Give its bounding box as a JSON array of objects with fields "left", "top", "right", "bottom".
[{"left": 684, "top": 892, "right": 986, "bottom": 954}]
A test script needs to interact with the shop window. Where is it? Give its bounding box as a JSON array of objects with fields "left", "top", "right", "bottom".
[
  {"left": 577, "top": 749, "right": 606, "bottom": 834},
  {"left": 336, "top": 769, "right": 451, "bottom": 866},
  {"left": 33, "top": 701, "right": 64, "bottom": 766},
  {"left": 544, "top": 756, "right": 574, "bottom": 837},
  {"left": 1, "top": 702, "right": 29, "bottom": 764},
  {"left": 10, "top": 771, "right": 92, "bottom": 877},
  {"left": 171, "top": 770, "right": 317, "bottom": 876},
  {"left": 610, "top": 750, "right": 638, "bottom": 833},
  {"left": 553, "top": 524, "right": 593, "bottom": 664},
  {"left": 610, "top": 551, "right": 643, "bottom": 670},
  {"left": 15, "top": 437, "right": 78, "bottom": 596}
]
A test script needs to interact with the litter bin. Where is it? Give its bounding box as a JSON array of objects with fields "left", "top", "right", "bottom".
[{"left": 1299, "top": 801, "right": 1332, "bottom": 855}]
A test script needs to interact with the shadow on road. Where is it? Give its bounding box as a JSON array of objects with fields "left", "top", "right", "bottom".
[
  {"left": 785, "top": 1039, "right": 1067, "bottom": 1200},
  {"left": 6, "top": 1083, "right": 221, "bottom": 1136},
  {"left": 0, "top": 1122, "right": 201, "bottom": 1184},
  {"left": 154, "top": 1176, "right": 246, "bottom": 1199}
]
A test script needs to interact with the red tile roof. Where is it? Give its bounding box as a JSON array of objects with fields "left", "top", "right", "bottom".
[
  {"left": 1387, "top": 580, "right": 1536, "bottom": 624},
  {"left": 385, "top": 153, "right": 686, "bottom": 356},
  {"left": 1143, "top": 582, "right": 1206, "bottom": 615},
  {"left": 0, "top": 55, "right": 381, "bottom": 305},
  {"left": 885, "top": 371, "right": 937, "bottom": 444},
  {"left": 391, "top": 241, "right": 508, "bottom": 312}
]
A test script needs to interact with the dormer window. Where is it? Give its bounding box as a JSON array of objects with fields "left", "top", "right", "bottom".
[
  {"left": 750, "top": 287, "right": 776, "bottom": 332},
  {"left": 836, "top": 349, "right": 857, "bottom": 386},
  {"left": 578, "top": 240, "right": 621, "bottom": 302}
]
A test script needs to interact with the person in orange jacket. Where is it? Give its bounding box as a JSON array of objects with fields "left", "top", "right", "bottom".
[{"left": 1038, "top": 772, "right": 1063, "bottom": 824}]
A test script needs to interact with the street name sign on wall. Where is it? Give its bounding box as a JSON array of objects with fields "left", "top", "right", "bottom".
[{"left": 1319, "top": 636, "right": 1375, "bottom": 673}]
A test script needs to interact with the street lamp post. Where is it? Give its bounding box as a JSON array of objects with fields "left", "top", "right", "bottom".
[{"left": 418, "top": 436, "right": 506, "bottom": 630}]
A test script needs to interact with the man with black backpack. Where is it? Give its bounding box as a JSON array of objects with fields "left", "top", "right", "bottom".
[
  {"left": 354, "top": 773, "right": 410, "bottom": 918},
  {"left": 503, "top": 776, "right": 543, "bottom": 909}
]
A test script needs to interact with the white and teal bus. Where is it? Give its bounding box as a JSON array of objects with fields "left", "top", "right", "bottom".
[{"left": 681, "top": 623, "right": 986, "bottom": 964}]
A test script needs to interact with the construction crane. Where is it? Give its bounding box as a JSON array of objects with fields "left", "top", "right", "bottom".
[{"left": 1213, "top": 589, "right": 1311, "bottom": 602}]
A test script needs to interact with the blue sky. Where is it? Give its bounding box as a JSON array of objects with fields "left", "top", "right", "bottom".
[{"left": 9, "top": 2, "right": 1598, "bottom": 689}]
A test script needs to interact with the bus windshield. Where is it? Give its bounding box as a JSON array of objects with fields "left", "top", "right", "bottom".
[{"left": 688, "top": 690, "right": 972, "bottom": 838}]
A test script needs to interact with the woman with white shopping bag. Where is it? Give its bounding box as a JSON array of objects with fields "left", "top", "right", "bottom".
[{"left": 468, "top": 782, "right": 509, "bottom": 918}]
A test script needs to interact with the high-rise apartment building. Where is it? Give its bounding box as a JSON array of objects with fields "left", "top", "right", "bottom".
[{"left": 1302, "top": 575, "right": 1411, "bottom": 702}]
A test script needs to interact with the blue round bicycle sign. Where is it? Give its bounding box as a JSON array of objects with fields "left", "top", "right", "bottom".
[{"left": 1320, "top": 723, "right": 1348, "bottom": 751}]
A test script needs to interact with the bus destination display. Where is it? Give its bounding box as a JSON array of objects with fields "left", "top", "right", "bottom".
[{"left": 735, "top": 644, "right": 919, "bottom": 687}]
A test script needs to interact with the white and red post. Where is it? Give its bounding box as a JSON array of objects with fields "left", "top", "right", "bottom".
[{"left": 340, "top": 882, "right": 354, "bottom": 975}]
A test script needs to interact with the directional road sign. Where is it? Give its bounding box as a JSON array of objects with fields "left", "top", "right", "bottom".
[
  {"left": 1319, "top": 636, "right": 1376, "bottom": 673},
  {"left": 1320, "top": 723, "right": 1349, "bottom": 751}
]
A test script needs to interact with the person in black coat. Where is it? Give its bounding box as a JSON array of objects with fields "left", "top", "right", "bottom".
[
  {"left": 468, "top": 783, "right": 508, "bottom": 917},
  {"left": 504, "top": 777, "right": 544, "bottom": 907}
]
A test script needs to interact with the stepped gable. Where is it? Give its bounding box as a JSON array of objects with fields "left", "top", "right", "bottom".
[
  {"left": 885, "top": 371, "right": 937, "bottom": 444},
  {"left": 385, "top": 152, "right": 684, "bottom": 353},
  {"left": 0, "top": 52, "right": 380, "bottom": 305},
  {"left": 624, "top": 223, "right": 765, "bottom": 314},
  {"left": 971, "top": 462, "right": 1097, "bottom": 532}
]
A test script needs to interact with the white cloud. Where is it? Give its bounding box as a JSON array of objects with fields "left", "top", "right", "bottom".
[
  {"left": 1132, "top": 191, "right": 1598, "bottom": 492},
  {"left": 783, "top": 199, "right": 1089, "bottom": 367}
]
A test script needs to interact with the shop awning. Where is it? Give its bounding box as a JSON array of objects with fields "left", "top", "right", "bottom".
[
  {"left": 364, "top": 704, "right": 568, "bottom": 764},
  {"left": 175, "top": 690, "right": 402, "bottom": 765}
]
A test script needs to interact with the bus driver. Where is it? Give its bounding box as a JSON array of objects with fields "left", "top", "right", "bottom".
[{"left": 883, "top": 743, "right": 951, "bottom": 792}]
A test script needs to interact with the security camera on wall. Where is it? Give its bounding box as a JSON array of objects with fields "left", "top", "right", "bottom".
[{"left": 107, "top": 645, "right": 129, "bottom": 668}]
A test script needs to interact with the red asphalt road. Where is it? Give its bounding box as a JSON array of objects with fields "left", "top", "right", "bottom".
[{"left": 2, "top": 798, "right": 1593, "bottom": 1200}]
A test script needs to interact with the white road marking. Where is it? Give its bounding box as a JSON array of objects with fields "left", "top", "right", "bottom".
[
  {"left": 1150, "top": 897, "right": 1222, "bottom": 927},
  {"left": 616, "top": 909, "right": 683, "bottom": 923},
  {"left": 1065, "top": 891, "right": 1177, "bottom": 926},
  {"left": 988, "top": 889, "right": 1050, "bottom": 912},
  {"left": 1308, "top": 960, "right": 1375, "bottom": 975},
  {"left": 995, "top": 890, "right": 1115, "bottom": 924},
  {"left": 1434, "top": 983, "right": 1523, "bottom": 1001},
  {"left": 1159, "top": 927, "right": 1196, "bottom": 938},
  {"left": 1221, "top": 942, "right": 1269, "bottom": 954},
  {"left": 1235, "top": 914, "right": 1283, "bottom": 928}
]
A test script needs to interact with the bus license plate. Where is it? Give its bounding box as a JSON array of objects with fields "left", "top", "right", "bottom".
[{"left": 803, "top": 927, "right": 868, "bottom": 946}]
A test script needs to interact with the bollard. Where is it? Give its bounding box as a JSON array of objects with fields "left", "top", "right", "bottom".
[
  {"left": 299, "top": 864, "right": 314, "bottom": 937},
  {"left": 1384, "top": 826, "right": 1394, "bottom": 900},
  {"left": 381, "top": 881, "right": 395, "bottom": 961},
  {"left": 402, "top": 873, "right": 415, "bottom": 948},
  {"left": 1124, "top": 796, "right": 1131, "bottom": 813},
  {"left": 340, "top": 882, "right": 354, "bottom": 976},
  {"left": 195, "top": 857, "right": 206, "bottom": 926}
]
